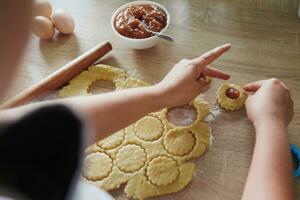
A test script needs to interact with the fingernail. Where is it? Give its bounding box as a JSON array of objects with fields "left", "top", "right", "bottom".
[{"left": 223, "top": 43, "right": 231, "bottom": 48}]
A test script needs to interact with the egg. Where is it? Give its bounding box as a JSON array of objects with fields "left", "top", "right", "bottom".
[
  {"left": 32, "top": 16, "right": 55, "bottom": 39},
  {"left": 51, "top": 10, "right": 75, "bottom": 34},
  {"left": 33, "top": 0, "right": 52, "bottom": 19}
]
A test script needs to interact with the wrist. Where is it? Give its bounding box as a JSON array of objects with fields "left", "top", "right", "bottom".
[
  {"left": 147, "top": 85, "right": 169, "bottom": 109},
  {"left": 253, "top": 116, "right": 286, "bottom": 131}
]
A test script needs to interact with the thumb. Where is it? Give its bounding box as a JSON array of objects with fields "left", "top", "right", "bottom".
[{"left": 243, "top": 80, "right": 266, "bottom": 92}]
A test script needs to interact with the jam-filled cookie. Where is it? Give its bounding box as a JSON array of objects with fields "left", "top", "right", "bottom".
[{"left": 216, "top": 83, "right": 247, "bottom": 110}]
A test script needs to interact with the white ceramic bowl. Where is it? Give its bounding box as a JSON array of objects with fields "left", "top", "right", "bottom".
[{"left": 111, "top": 1, "right": 170, "bottom": 49}]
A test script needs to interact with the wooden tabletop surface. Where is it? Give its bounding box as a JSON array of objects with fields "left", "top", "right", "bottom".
[{"left": 5, "top": 0, "right": 300, "bottom": 199}]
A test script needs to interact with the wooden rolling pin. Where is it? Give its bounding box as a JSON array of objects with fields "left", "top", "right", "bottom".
[{"left": 0, "top": 41, "right": 112, "bottom": 109}]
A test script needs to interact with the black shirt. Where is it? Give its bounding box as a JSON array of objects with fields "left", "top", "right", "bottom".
[{"left": 0, "top": 105, "right": 83, "bottom": 200}]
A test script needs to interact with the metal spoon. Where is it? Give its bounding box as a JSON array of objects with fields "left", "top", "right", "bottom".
[{"left": 144, "top": 26, "right": 174, "bottom": 42}]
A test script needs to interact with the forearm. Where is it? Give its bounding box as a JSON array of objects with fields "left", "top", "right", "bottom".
[
  {"left": 0, "top": 86, "right": 166, "bottom": 142},
  {"left": 0, "top": 44, "right": 232, "bottom": 144},
  {"left": 66, "top": 86, "right": 165, "bottom": 141},
  {"left": 242, "top": 118, "right": 294, "bottom": 200}
]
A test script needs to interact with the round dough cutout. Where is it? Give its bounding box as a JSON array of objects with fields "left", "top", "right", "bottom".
[
  {"left": 134, "top": 116, "right": 164, "bottom": 141},
  {"left": 82, "top": 152, "right": 113, "bottom": 181},
  {"left": 163, "top": 129, "right": 195, "bottom": 156},
  {"left": 97, "top": 130, "right": 124, "bottom": 150},
  {"left": 116, "top": 144, "right": 146, "bottom": 173},
  {"left": 146, "top": 156, "right": 180, "bottom": 186}
]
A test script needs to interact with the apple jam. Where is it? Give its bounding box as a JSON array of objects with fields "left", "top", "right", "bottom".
[{"left": 114, "top": 4, "right": 167, "bottom": 39}]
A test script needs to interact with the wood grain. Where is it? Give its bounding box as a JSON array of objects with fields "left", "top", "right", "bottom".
[{"left": 4, "top": 0, "right": 300, "bottom": 199}]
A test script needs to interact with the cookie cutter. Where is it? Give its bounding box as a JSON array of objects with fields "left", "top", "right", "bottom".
[{"left": 290, "top": 144, "right": 300, "bottom": 177}]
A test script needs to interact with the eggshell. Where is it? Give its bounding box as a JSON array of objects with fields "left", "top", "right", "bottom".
[
  {"left": 33, "top": 0, "right": 52, "bottom": 19},
  {"left": 51, "top": 10, "right": 75, "bottom": 34},
  {"left": 32, "top": 16, "right": 54, "bottom": 39}
]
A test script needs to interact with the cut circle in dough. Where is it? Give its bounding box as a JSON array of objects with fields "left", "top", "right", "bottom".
[
  {"left": 116, "top": 144, "right": 146, "bottom": 173},
  {"left": 166, "top": 105, "right": 197, "bottom": 127},
  {"left": 163, "top": 129, "right": 195, "bottom": 156},
  {"left": 146, "top": 156, "right": 180, "bottom": 186},
  {"left": 89, "top": 80, "right": 116, "bottom": 94},
  {"left": 82, "top": 152, "right": 113, "bottom": 181},
  {"left": 216, "top": 83, "right": 247, "bottom": 110},
  {"left": 97, "top": 130, "right": 125, "bottom": 150},
  {"left": 134, "top": 116, "right": 164, "bottom": 141},
  {"left": 59, "top": 64, "right": 126, "bottom": 98}
]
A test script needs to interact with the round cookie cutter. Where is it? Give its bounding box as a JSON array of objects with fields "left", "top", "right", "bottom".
[{"left": 290, "top": 144, "right": 300, "bottom": 177}]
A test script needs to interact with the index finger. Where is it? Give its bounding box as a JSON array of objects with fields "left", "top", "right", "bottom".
[{"left": 190, "top": 43, "right": 231, "bottom": 70}]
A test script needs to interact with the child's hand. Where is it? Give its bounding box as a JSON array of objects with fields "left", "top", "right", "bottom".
[
  {"left": 244, "top": 78, "right": 294, "bottom": 127},
  {"left": 155, "top": 44, "right": 231, "bottom": 107}
]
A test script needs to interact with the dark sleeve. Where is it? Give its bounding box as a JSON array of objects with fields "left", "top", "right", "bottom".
[{"left": 0, "top": 105, "right": 83, "bottom": 200}]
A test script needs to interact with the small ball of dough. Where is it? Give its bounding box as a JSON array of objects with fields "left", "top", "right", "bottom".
[
  {"left": 32, "top": 16, "right": 55, "bottom": 40},
  {"left": 33, "top": 0, "right": 52, "bottom": 19},
  {"left": 51, "top": 9, "right": 75, "bottom": 34}
]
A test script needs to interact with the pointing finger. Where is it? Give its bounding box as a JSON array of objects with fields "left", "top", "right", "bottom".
[{"left": 190, "top": 43, "right": 231, "bottom": 71}]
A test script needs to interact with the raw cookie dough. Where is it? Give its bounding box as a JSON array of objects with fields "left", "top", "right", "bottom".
[
  {"left": 163, "top": 129, "right": 195, "bottom": 156},
  {"left": 146, "top": 156, "right": 180, "bottom": 186},
  {"left": 116, "top": 144, "right": 147, "bottom": 173},
  {"left": 134, "top": 116, "right": 164, "bottom": 141},
  {"left": 216, "top": 83, "right": 247, "bottom": 110},
  {"left": 82, "top": 152, "right": 113, "bottom": 181},
  {"left": 97, "top": 130, "right": 125, "bottom": 150},
  {"left": 59, "top": 65, "right": 211, "bottom": 199},
  {"left": 58, "top": 64, "right": 126, "bottom": 98}
]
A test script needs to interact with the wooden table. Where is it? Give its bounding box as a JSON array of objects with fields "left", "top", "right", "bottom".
[{"left": 5, "top": 0, "right": 300, "bottom": 199}]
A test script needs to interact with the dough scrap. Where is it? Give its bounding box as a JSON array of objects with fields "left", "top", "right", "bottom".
[
  {"left": 134, "top": 116, "right": 164, "bottom": 141},
  {"left": 216, "top": 83, "right": 247, "bottom": 110},
  {"left": 59, "top": 65, "right": 211, "bottom": 199}
]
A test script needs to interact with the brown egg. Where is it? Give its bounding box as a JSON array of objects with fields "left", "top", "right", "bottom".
[
  {"left": 51, "top": 10, "right": 75, "bottom": 34},
  {"left": 33, "top": 0, "right": 52, "bottom": 19},
  {"left": 32, "top": 16, "right": 55, "bottom": 39}
]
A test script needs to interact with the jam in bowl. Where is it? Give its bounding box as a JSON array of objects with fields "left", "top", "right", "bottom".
[
  {"left": 114, "top": 4, "right": 167, "bottom": 39},
  {"left": 111, "top": 1, "right": 170, "bottom": 49}
]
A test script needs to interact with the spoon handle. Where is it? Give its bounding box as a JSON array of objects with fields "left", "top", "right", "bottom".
[{"left": 155, "top": 33, "right": 174, "bottom": 42}]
